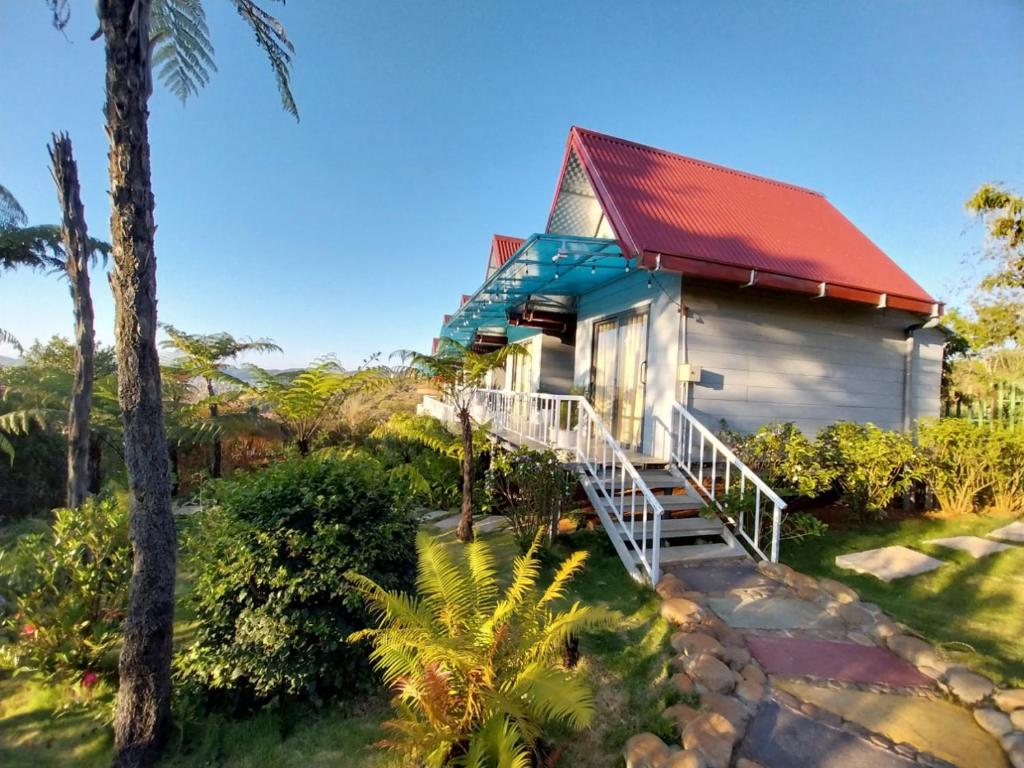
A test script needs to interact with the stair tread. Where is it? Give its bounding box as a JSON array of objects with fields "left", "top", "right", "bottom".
[{"left": 616, "top": 517, "right": 724, "bottom": 537}]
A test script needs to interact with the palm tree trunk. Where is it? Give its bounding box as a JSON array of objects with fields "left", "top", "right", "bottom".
[
  {"left": 49, "top": 133, "right": 94, "bottom": 509},
  {"left": 206, "top": 378, "right": 221, "bottom": 478},
  {"left": 456, "top": 407, "right": 474, "bottom": 542},
  {"left": 101, "top": 2, "right": 176, "bottom": 765}
]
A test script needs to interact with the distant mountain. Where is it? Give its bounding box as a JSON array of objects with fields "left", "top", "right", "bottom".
[{"left": 0, "top": 355, "right": 23, "bottom": 367}]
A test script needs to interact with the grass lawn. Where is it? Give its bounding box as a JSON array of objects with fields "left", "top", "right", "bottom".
[
  {"left": 782, "top": 510, "right": 1024, "bottom": 687},
  {"left": 1, "top": 524, "right": 678, "bottom": 767}
]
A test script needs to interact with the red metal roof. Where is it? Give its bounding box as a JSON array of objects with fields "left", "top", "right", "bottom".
[
  {"left": 560, "top": 127, "right": 937, "bottom": 314},
  {"left": 491, "top": 234, "right": 525, "bottom": 269}
]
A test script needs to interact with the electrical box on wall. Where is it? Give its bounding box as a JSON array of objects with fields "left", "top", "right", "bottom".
[{"left": 678, "top": 363, "right": 702, "bottom": 383}]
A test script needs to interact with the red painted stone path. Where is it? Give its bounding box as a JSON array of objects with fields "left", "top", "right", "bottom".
[{"left": 746, "top": 634, "right": 933, "bottom": 688}]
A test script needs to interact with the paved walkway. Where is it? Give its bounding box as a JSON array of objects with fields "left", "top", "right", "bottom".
[{"left": 624, "top": 557, "right": 1021, "bottom": 768}]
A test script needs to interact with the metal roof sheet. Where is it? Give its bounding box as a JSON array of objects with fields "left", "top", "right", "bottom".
[
  {"left": 491, "top": 234, "right": 525, "bottom": 268},
  {"left": 564, "top": 127, "right": 936, "bottom": 311}
]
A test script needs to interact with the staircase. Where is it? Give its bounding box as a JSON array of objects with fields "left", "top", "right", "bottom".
[{"left": 420, "top": 389, "right": 784, "bottom": 586}]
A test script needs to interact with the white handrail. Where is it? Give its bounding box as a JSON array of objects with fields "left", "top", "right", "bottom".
[
  {"left": 669, "top": 402, "right": 786, "bottom": 561},
  {"left": 452, "top": 389, "right": 666, "bottom": 585}
]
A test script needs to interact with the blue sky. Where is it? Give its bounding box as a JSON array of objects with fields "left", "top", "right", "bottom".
[{"left": 1, "top": 1, "right": 1022, "bottom": 368}]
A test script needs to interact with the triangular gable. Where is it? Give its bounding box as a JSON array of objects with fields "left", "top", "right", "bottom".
[
  {"left": 485, "top": 234, "right": 526, "bottom": 280},
  {"left": 545, "top": 148, "right": 617, "bottom": 242}
]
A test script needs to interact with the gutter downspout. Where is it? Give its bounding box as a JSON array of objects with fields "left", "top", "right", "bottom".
[{"left": 901, "top": 316, "right": 942, "bottom": 433}]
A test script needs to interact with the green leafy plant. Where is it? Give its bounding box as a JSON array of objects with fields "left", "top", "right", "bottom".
[
  {"left": 486, "top": 447, "right": 576, "bottom": 552},
  {"left": 984, "top": 425, "right": 1024, "bottom": 515},
  {"left": 0, "top": 496, "right": 130, "bottom": 715},
  {"left": 915, "top": 418, "right": 994, "bottom": 515},
  {"left": 347, "top": 532, "right": 609, "bottom": 767},
  {"left": 816, "top": 422, "right": 916, "bottom": 520},
  {"left": 720, "top": 421, "right": 835, "bottom": 499},
  {"left": 176, "top": 451, "right": 417, "bottom": 708},
  {"left": 715, "top": 486, "right": 827, "bottom": 544}
]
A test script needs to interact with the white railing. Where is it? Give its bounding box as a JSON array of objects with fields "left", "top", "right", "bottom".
[
  {"left": 439, "top": 389, "right": 666, "bottom": 585},
  {"left": 417, "top": 394, "right": 455, "bottom": 422},
  {"left": 670, "top": 403, "right": 786, "bottom": 562}
]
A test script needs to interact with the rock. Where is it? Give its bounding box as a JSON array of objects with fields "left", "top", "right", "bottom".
[
  {"left": 846, "top": 632, "right": 874, "bottom": 646},
  {"left": 701, "top": 692, "right": 749, "bottom": 731},
  {"left": 663, "top": 703, "right": 700, "bottom": 731},
  {"left": 995, "top": 689, "right": 1024, "bottom": 713},
  {"left": 656, "top": 573, "right": 690, "bottom": 600},
  {"left": 756, "top": 561, "right": 794, "bottom": 582},
  {"left": 974, "top": 708, "right": 1013, "bottom": 739},
  {"left": 671, "top": 632, "right": 725, "bottom": 658},
  {"left": 671, "top": 672, "right": 696, "bottom": 694},
  {"left": 918, "top": 664, "right": 946, "bottom": 681},
  {"left": 1012, "top": 710, "right": 1024, "bottom": 730},
  {"left": 886, "top": 635, "right": 939, "bottom": 667},
  {"left": 741, "top": 664, "right": 766, "bottom": 686},
  {"left": 946, "top": 667, "right": 995, "bottom": 705},
  {"left": 624, "top": 732, "right": 671, "bottom": 768},
  {"left": 1002, "top": 732, "right": 1024, "bottom": 768},
  {"left": 837, "top": 602, "right": 874, "bottom": 628},
  {"left": 664, "top": 749, "right": 705, "bottom": 768},
  {"left": 736, "top": 679, "right": 765, "bottom": 704},
  {"left": 785, "top": 570, "right": 819, "bottom": 593},
  {"left": 682, "top": 712, "right": 736, "bottom": 768},
  {"left": 683, "top": 653, "right": 736, "bottom": 694},
  {"left": 819, "top": 577, "right": 859, "bottom": 604},
  {"left": 721, "top": 645, "right": 751, "bottom": 669},
  {"left": 661, "top": 598, "right": 705, "bottom": 627},
  {"left": 870, "top": 619, "right": 901, "bottom": 641}
]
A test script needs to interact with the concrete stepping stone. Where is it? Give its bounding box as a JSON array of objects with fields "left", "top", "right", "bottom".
[
  {"left": 989, "top": 520, "right": 1024, "bottom": 543},
  {"left": 708, "top": 595, "right": 840, "bottom": 631},
  {"left": 835, "top": 546, "right": 944, "bottom": 582},
  {"left": 746, "top": 635, "right": 932, "bottom": 688},
  {"left": 739, "top": 700, "right": 918, "bottom": 768},
  {"left": 925, "top": 535, "right": 1012, "bottom": 558},
  {"left": 776, "top": 680, "right": 1009, "bottom": 768},
  {"left": 668, "top": 561, "right": 773, "bottom": 593}
]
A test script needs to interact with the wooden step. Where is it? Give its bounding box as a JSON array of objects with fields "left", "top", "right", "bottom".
[
  {"left": 617, "top": 516, "right": 724, "bottom": 538},
  {"left": 602, "top": 469, "right": 686, "bottom": 491}
]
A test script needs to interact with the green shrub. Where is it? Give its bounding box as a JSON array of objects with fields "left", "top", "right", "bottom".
[
  {"left": 915, "top": 419, "right": 993, "bottom": 515},
  {"left": 177, "top": 451, "right": 417, "bottom": 709},
  {"left": 987, "top": 426, "right": 1024, "bottom": 515},
  {"left": 0, "top": 496, "right": 130, "bottom": 710},
  {"left": 816, "top": 422, "right": 916, "bottom": 520},
  {"left": 721, "top": 422, "right": 835, "bottom": 499},
  {"left": 348, "top": 532, "right": 609, "bottom": 767},
  {"left": 486, "top": 447, "right": 576, "bottom": 552}
]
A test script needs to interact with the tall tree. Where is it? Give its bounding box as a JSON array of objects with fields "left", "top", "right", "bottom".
[
  {"left": 967, "top": 184, "right": 1024, "bottom": 289},
  {"left": 160, "top": 326, "right": 280, "bottom": 477},
  {"left": 49, "top": 134, "right": 96, "bottom": 507},
  {"left": 397, "top": 340, "right": 522, "bottom": 542},
  {"left": 44, "top": 1, "right": 298, "bottom": 761}
]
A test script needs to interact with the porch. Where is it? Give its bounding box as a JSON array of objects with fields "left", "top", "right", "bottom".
[{"left": 419, "top": 388, "right": 787, "bottom": 586}]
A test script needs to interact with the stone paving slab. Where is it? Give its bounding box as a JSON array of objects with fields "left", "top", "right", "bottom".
[
  {"left": 739, "top": 700, "right": 918, "bottom": 768},
  {"left": 746, "top": 635, "right": 932, "bottom": 688},
  {"left": 708, "top": 595, "right": 841, "bottom": 630},
  {"left": 776, "top": 681, "right": 1009, "bottom": 768},
  {"left": 925, "top": 535, "right": 1013, "bottom": 559},
  {"left": 989, "top": 520, "right": 1024, "bottom": 543},
  {"left": 669, "top": 561, "right": 773, "bottom": 593},
  {"left": 835, "top": 546, "right": 945, "bottom": 582}
]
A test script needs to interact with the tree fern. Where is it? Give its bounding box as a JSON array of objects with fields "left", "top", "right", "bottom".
[{"left": 348, "top": 531, "right": 611, "bottom": 767}]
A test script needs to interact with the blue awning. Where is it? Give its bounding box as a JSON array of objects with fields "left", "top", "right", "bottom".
[{"left": 441, "top": 234, "right": 628, "bottom": 346}]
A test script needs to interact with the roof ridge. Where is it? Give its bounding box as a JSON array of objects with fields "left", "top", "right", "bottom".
[{"left": 570, "top": 126, "right": 825, "bottom": 198}]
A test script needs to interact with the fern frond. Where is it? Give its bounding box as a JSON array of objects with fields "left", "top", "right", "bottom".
[
  {"left": 459, "top": 715, "right": 531, "bottom": 768},
  {"left": 510, "top": 662, "right": 595, "bottom": 730},
  {"left": 536, "top": 549, "right": 588, "bottom": 610},
  {"left": 230, "top": 0, "right": 298, "bottom": 119},
  {"left": 151, "top": 0, "right": 217, "bottom": 103},
  {"left": 466, "top": 539, "right": 498, "bottom": 614},
  {"left": 415, "top": 532, "right": 476, "bottom": 636}
]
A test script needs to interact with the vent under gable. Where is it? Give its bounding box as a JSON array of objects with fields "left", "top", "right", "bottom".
[{"left": 547, "top": 150, "right": 617, "bottom": 240}]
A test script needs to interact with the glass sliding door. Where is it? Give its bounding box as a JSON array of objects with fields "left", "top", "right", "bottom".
[{"left": 590, "top": 309, "right": 649, "bottom": 451}]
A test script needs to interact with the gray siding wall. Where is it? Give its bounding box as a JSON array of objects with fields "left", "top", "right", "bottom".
[
  {"left": 682, "top": 283, "right": 945, "bottom": 435},
  {"left": 537, "top": 334, "right": 576, "bottom": 394}
]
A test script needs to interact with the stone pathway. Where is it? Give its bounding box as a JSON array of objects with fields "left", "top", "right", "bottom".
[
  {"left": 835, "top": 545, "right": 945, "bottom": 581},
  {"left": 925, "top": 536, "right": 1013, "bottom": 559},
  {"left": 989, "top": 521, "right": 1024, "bottom": 543},
  {"left": 621, "top": 558, "right": 1023, "bottom": 768}
]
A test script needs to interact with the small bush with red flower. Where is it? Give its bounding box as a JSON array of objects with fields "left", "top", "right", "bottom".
[{"left": 0, "top": 495, "right": 131, "bottom": 714}]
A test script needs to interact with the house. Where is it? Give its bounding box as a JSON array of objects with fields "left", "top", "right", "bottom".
[
  {"left": 425, "top": 127, "right": 945, "bottom": 578},
  {"left": 437, "top": 127, "right": 945, "bottom": 458}
]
